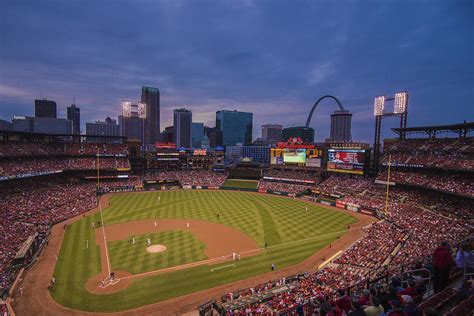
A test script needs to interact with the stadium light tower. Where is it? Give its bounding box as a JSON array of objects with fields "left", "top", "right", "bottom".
[{"left": 372, "top": 91, "right": 409, "bottom": 174}]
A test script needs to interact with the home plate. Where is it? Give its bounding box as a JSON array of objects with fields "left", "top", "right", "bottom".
[{"left": 146, "top": 245, "right": 167, "bottom": 253}]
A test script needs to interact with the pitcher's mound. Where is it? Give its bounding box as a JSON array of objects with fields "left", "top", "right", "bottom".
[{"left": 146, "top": 244, "right": 167, "bottom": 253}]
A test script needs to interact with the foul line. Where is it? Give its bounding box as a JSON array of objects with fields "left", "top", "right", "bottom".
[
  {"left": 211, "top": 264, "right": 235, "bottom": 272},
  {"left": 98, "top": 200, "right": 111, "bottom": 276}
]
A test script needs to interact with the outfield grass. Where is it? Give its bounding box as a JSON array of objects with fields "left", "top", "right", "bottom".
[
  {"left": 51, "top": 190, "right": 356, "bottom": 312},
  {"left": 108, "top": 231, "right": 207, "bottom": 274},
  {"left": 222, "top": 179, "right": 259, "bottom": 189}
]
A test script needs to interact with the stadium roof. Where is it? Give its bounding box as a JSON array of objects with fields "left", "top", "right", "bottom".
[{"left": 391, "top": 121, "right": 474, "bottom": 137}]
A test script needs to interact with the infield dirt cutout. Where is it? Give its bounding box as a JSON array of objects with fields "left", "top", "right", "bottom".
[{"left": 87, "top": 218, "right": 260, "bottom": 294}]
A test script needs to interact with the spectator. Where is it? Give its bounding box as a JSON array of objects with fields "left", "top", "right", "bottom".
[
  {"left": 432, "top": 241, "right": 454, "bottom": 293},
  {"left": 401, "top": 295, "right": 420, "bottom": 316},
  {"left": 348, "top": 301, "right": 367, "bottom": 316},
  {"left": 364, "top": 296, "right": 384, "bottom": 316},
  {"left": 386, "top": 299, "right": 405, "bottom": 316}
]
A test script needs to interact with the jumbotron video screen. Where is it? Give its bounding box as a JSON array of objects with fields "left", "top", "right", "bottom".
[
  {"left": 327, "top": 149, "right": 366, "bottom": 175},
  {"left": 283, "top": 148, "right": 306, "bottom": 164}
]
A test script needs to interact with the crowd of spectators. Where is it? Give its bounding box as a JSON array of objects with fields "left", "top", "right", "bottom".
[
  {"left": 258, "top": 180, "right": 310, "bottom": 194},
  {"left": 334, "top": 221, "right": 405, "bottom": 270},
  {"left": 146, "top": 170, "right": 228, "bottom": 187},
  {"left": 0, "top": 141, "right": 128, "bottom": 158},
  {"left": 0, "top": 157, "right": 130, "bottom": 177},
  {"left": 382, "top": 137, "right": 473, "bottom": 171},
  {"left": 0, "top": 178, "right": 98, "bottom": 290},
  {"left": 0, "top": 141, "right": 130, "bottom": 179},
  {"left": 377, "top": 170, "right": 473, "bottom": 197},
  {"left": 264, "top": 169, "right": 319, "bottom": 182}
]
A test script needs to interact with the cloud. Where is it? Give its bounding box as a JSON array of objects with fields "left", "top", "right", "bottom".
[
  {"left": 0, "top": 84, "right": 31, "bottom": 99},
  {"left": 0, "top": 0, "right": 472, "bottom": 143},
  {"left": 307, "top": 62, "right": 335, "bottom": 86}
]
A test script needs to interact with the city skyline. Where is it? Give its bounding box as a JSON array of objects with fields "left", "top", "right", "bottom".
[{"left": 0, "top": 0, "right": 473, "bottom": 143}]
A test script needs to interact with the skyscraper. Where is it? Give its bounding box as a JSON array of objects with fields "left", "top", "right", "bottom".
[
  {"left": 191, "top": 122, "right": 204, "bottom": 148},
  {"left": 330, "top": 110, "right": 352, "bottom": 142},
  {"left": 35, "top": 99, "right": 57, "bottom": 118},
  {"left": 118, "top": 100, "right": 145, "bottom": 143},
  {"left": 67, "top": 103, "right": 80, "bottom": 134},
  {"left": 86, "top": 117, "right": 120, "bottom": 142},
  {"left": 204, "top": 126, "right": 223, "bottom": 148},
  {"left": 216, "top": 110, "right": 253, "bottom": 146},
  {"left": 261, "top": 124, "right": 283, "bottom": 143},
  {"left": 141, "top": 86, "right": 160, "bottom": 145},
  {"left": 173, "top": 108, "right": 192, "bottom": 148}
]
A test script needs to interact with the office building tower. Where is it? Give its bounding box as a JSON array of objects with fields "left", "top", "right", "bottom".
[
  {"left": 204, "top": 126, "right": 223, "bottom": 148},
  {"left": 281, "top": 126, "right": 315, "bottom": 143},
  {"left": 191, "top": 122, "right": 204, "bottom": 148},
  {"left": 67, "top": 104, "right": 80, "bottom": 134},
  {"left": 12, "top": 116, "right": 72, "bottom": 134},
  {"left": 86, "top": 117, "right": 120, "bottom": 142},
  {"left": 160, "top": 126, "right": 174, "bottom": 143},
  {"left": 216, "top": 110, "right": 253, "bottom": 146},
  {"left": 118, "top": 100, "right": 145, "bottom": 143},
  {"left": 330, "top": 110, "right": 352, "bottom": 142},
  {"left": 141, "top": 86, "right": 160, "bottom": 145},
  {"left": 35, "top": 99, "right": 57, "bottom": 118},
  {"left": 173, "top": 108, "right": 192, "bottom": 148},
  {"left": 261, "top": 124, "right": 282, "bottom": 143}
]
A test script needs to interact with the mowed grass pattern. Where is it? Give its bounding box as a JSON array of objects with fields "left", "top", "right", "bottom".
[
  {"left": 222, "top": 179, "right": 259, "bottom": 189},
  {"left": 51, "top": 190, "right": 357, "bottom": 312},
  {"left": 108, "top": 231, "right": 207, "bottom": 274}
]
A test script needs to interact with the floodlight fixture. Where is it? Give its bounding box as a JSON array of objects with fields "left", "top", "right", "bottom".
[
  {"left": 121, "top": 100, "right": 132, "bottom": 117},
  {"left": 394, "top": 91, "right": 408, "bottom": 114},
  {"left": 138, "top": 102, "right": 147, "bottom": 119},
  {"left": 374, "top": 95, "right": 385, "bottom": 116}
]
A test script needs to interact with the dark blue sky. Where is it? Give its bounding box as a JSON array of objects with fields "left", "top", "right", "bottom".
[{"left": 0, "top": 0, "right": 473, "bottom": 142}]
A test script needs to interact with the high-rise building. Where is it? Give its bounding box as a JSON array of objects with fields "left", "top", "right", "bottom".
[
  {"left": 35, "top": 99, "right": 57, "bottom": 118},
  {"left": 191, "top": 122, "right": 204, "bottom": 148},
  {"left": 86, "top": 117, "right": 120, "bottom": 142},
  {"left": 141, "top": 86, "right": 160, "bottom": 145},
  {"left": 67, "top": 104, "right": 80, "bottom": 134},
  {"left": 216, "top": 110, "right": 253, "bottom": 146},
  {"left": 281, "top": 126, "right": 315, "bottom": 143},
  {"left": 204, "top": 126, "right": 223, "bottom": 148},
  {"left": 118, "top": 100, "right": 145, "bottom": 143},
  {"left": 11, "top": 116, "right": 72, "bottom": 134},
  {"left": 173, "top": 108, "right": 192, "bottom": 148},
  {"left": 330, "top": 110, "right": 352, "bottom": 142},
  {"left": 161, "top": 126, "right": 174, "bottom": 143},
  {"left": 261, "top": 124, "right": 282, "bottom": 143}
]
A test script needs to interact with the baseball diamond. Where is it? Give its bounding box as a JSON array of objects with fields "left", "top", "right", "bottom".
[{"left": 48, "top": 190, "right": 357, "bottom": 312}]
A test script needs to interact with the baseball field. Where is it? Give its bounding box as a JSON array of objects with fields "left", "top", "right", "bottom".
[{"left": 50, "top": 190, "right": 357, "bottom": 312}]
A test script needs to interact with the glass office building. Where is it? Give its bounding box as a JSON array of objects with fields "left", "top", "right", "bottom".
[{"left": 216, "top": 110, "right": 253, "bottom": 146}]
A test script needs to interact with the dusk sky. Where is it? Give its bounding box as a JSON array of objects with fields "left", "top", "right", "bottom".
[{"left": 0, "top": 0, "right": 472, "bottom": 143}]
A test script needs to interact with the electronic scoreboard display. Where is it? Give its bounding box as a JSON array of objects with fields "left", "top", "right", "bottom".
[
  {"left": 327, "top": 149, "right": 366, "bottom": 175},
  {"left": 283, "top": 148, "right": 306, "bottom": 164}
]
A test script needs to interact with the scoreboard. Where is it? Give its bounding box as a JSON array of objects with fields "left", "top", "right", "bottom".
[{"left": 327, "top": 149, "right": 367, "bottom": 175}]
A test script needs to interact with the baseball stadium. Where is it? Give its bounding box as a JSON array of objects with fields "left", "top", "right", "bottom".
[{"left": 1, "top": 102, "right": 473, "bottom": 316}]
